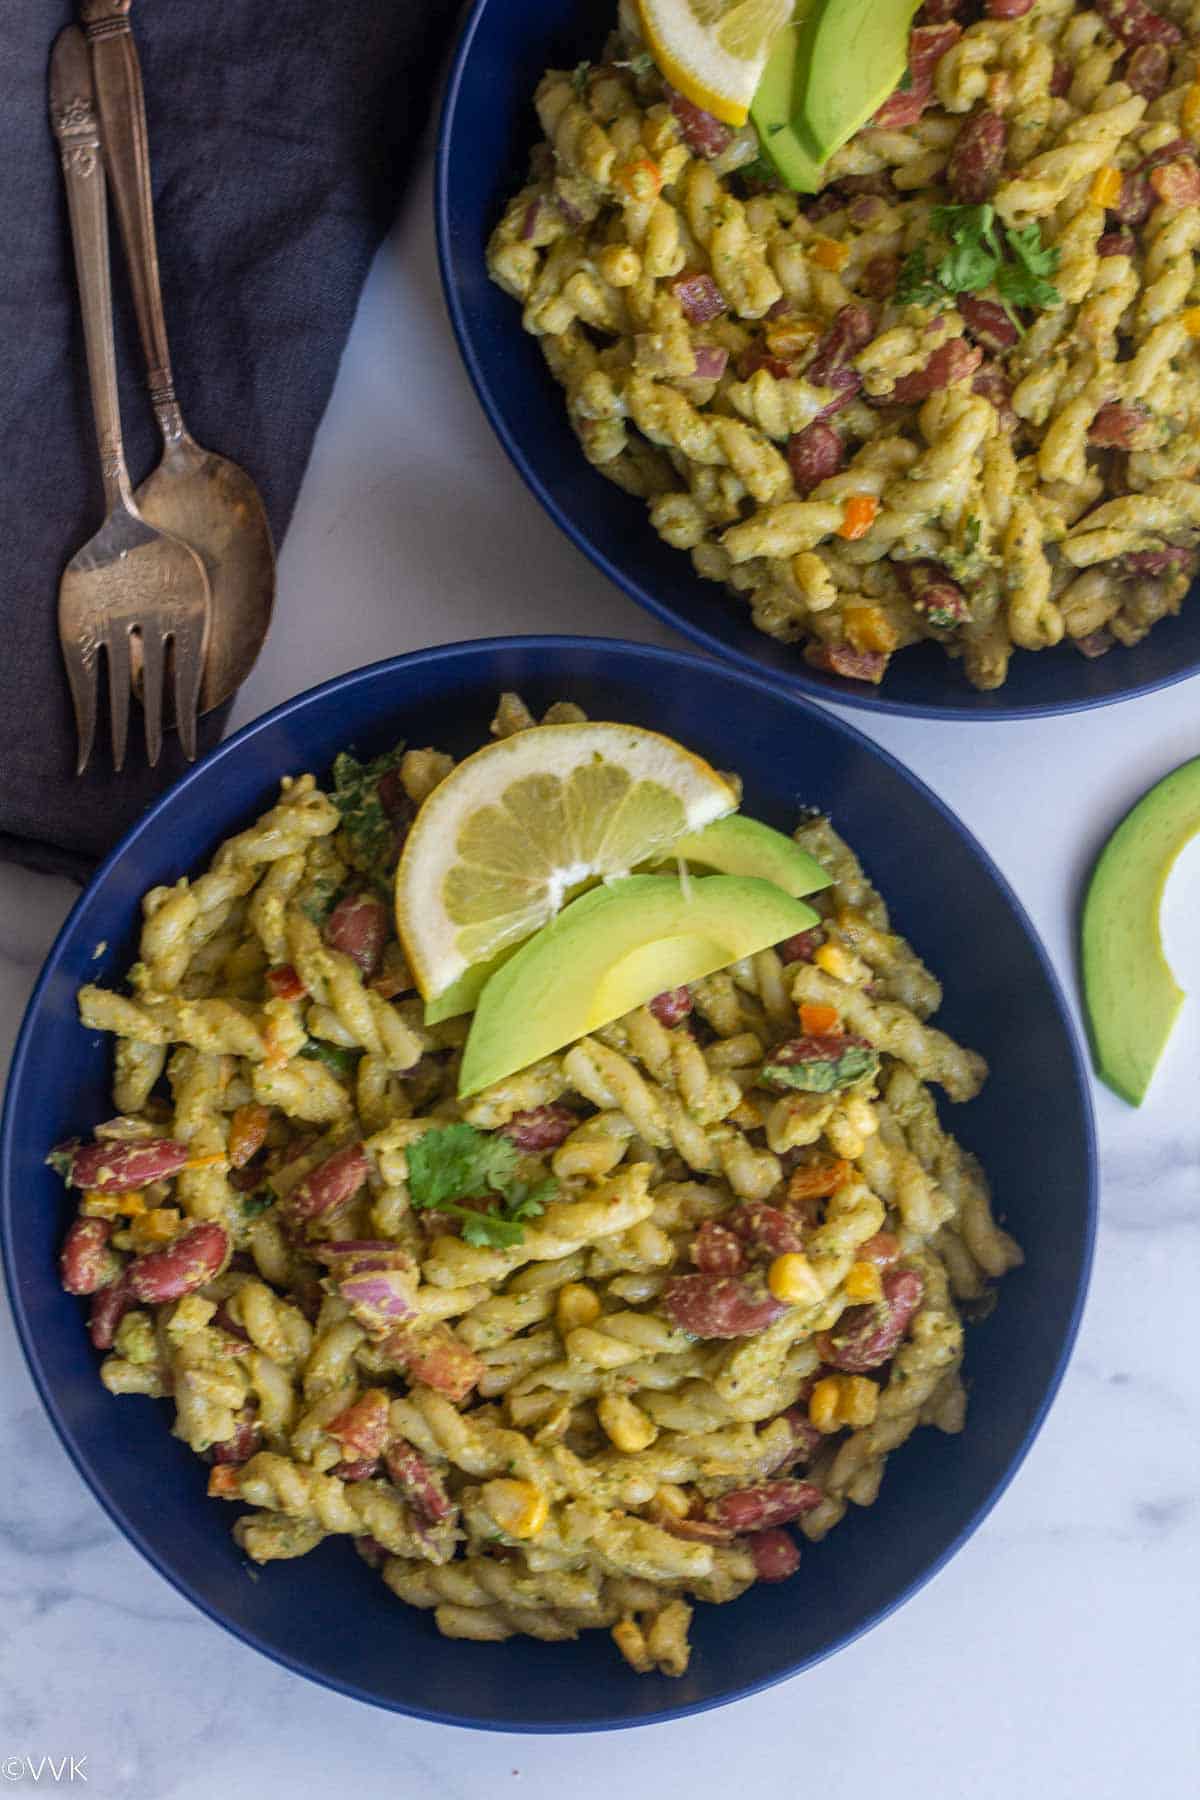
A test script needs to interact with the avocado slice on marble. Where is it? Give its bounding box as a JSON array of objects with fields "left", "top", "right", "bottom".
[{"left": 1080, "top": 755, "right": 1200, "bottom": 1105}]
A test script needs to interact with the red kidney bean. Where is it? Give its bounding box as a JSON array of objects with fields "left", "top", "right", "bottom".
[
  {"left": 816, "top": 1267, "right": 924, "bottom": 1373},
  {"left": 972, "top": 361, "right": 1017, "bottom": 431},
  {"left": 663, "top": 1273, "right": 790, "bottom": 1338},
  {"left": 749, "top": 1528, "right": 802, "bottom": 1581},
  {"left": 265, "top": 963, "right": 307, "bottom": 1002},
  {"left": 1125, "top": 42, "right": 1171, "bottom": 98},
  {"left": 737, "top": 345, "right": 796, "bottom": 381},
  {"left": 312, "top": 1239, "right": 414, "bottom": 1276},
  {"left": 287, "top": 1142, "right": 371, "bottom": 1221},
  {"left": 692, "top": 345, "right": 729, "bottom": 381},
  {"left": 1150, "top": 160, "right": 1200, "bottom": 208},
  {"left": 787, "top": 420, "right": 845, "bottom": 494},
  {"left": 710, "top": 1479, "right": 824, "bottom": 1532},
  {"left": 662, "top": 1515, "right": 735, "bottom": 1545},
  {"left": 334, "top": 1457, "right": 382, "bottom": 1482},
  {"left": 806, "top": 305, "right": 875, "bottom": 387},
  {"left": 671, "top": 270, "right": 727, "bottom": 324},
  {"left": 890, "top": 338, "right": 982, "bottom": 404},
  {"left": 355, "top": 1534, "right": 389, "bottom": 1568},
  {"left": 861, "top": 252, "right": 901, "bottom": 300},
  {"left": 730, "top": 1202, "right": 806, "bottom": 1258},
  {"left": 1049, "top": 59, "right": 1072, "bottom": 96},
  {"left": 1097, "top": 229, "right": 1136, "bottom": 257},
  {"left": 325, "top": 893, "right": 389, "bottom": 979},
  {"left": 208, "top": 1417, "right": 262, "bottom": 1465},
  {"left": 376, "top": 768, "right": 415, "bottom": 830},
  {"left": 227, "top": 1103, "right": 270, "bottom": 1171},
  {"left": 916, "top": 0, "right": 965, "bottom": 19},
  {"left": 778, "top": 928, "right": 824, "bottom": 965},
  {"left": 1096, "top": 0, "right": 1181, "bottom": 45},
  {"left": 128, "top": 1222, "right": 230, "bottom": 1304},
  {"left": 1140, "top": 139, "right": 1193, "bottom": 172},
  {"left": 873, "top": 24, "right": 962, "bottom": 127},
  {"left": 648, "top": 987, "right": 694, "bottom": 1028},
  {"left": 1112, "top": 172, "right": 1153, "bottom": 225},
  {"left": 1075, "top": 629, "right": 1115, "bottom": 659},
  {"left": 903, "top": 560, "right": 972, "bottom": 626},
  {"left": 857, "top": 1231, "right": 902, "bottom": 1266},
  {"left": 385, "top": 1439, "right": 456, "bottom": 1524},
  {"left": 60, "top": 1218, "right": 122, "bottom": 1295},
  {"left": 667, "top": 88, "right": 735, "bottom": 158},
  {"left": 986, "top": 0, "right": 1034, "bottom": 15},
  {"left": 772, "top": 1405, "right": 824, "bottom": 1466},
  {"left": 691, "top": 1220, "right": 746, "bottom": 1276},
  {"left": 1088, "top": 401, "right": 1151, "bottom": 448},
  {"left": 503, "top": 1104, "right": 578, "bottom": 1152},
  {"left": 804, "top": 644, "right": 888, "bottom": 683},
  {"left": 339, "top": 1269, "right": 418, "bottom": 1332},
  {"left": 814, "top": 365, "right": 863, "bottom": 418},
  {"left": 69, "top": 1138, "right": 190, "bottom": 1194},
  {"left": 947, "top": 109, "right": 1007, "bottom": 203},
  {"left": 327, "top": 1388, "right": 391, "bottom": 1460},
  {"left": 384, "top": 1324, "right": 483, "bottom": 1402},
  {"left": 839, "top": 174, "right": 898, "bottom": 201},
  {"left": 88, "top": 1275, "right": 134, "bottom": 1349},
  {"left": 1123, "top": 546, "right": 1194, "bottom": 574},
  {"left": 958, "top": 294, "right": 1018, "bottom": 351},
  {"left": 211, "top": 1300, "right": 251, "bottom": 1344},
  {"left": 519, "top": 199, "right": 542, "bottom": 241},
  {"left": 770, "top": 1032, "right": 871, "bottom": 1067}
]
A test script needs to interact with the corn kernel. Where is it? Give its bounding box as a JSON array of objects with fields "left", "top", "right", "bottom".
[
  {"left": 128, "top": 1206, "right": 183, "bottom": 1253},
  {"left": 728, "top": 1096, "right": 764, "bottom": 1130},
  {"left": 813, "top": 941, "right": 871, "bottom": 985},
  {"left": 810, "top": 235, "right": 849, "bottom": 271},
  {"left": 598, "top": 1391, "right": 658, "bottom": 1454},
  {"left": 207, "top": 1465, "right": 241, "bottom": 1499},
  {"left": 844, "top": 604, "right": 900, "bottom": 655},
  {"left": 844, "top": 1260, "right": 884, "bottom": 1303},
  {"left": 1181, "top": 81, "right": 1200, "bottom": 140},
  {"left": 556, "top": 1281, "right": 602, "bottom": 1333},
  {"left": 767, "top": 1252, "right": 825, "bottom": 1307},
  {"left": 765, "top": 315, "right": 821, "bottom": 358},
  {"left": 1089, "top": 165, "right": 1123, "bottom": 208},
  {"left": 809, "top": 1372, "right": 880, "bottom": 1432},
  {"left": 1183, "top": 308, "right": 1200, "bottom": 339},
  {"left": 809, "top": 1376, "right": 843, "bottom": 1433},
  {"left": 480, "top": 1477, "right": 549, "bottom": 1539},
  {"left": 651, "top": 1483, "right": 691, "bottom": 1521}
]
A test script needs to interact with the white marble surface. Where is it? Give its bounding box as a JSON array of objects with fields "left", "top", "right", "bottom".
[{"left": 3, "top": 154, "right": 1200, "bottom": 1800}]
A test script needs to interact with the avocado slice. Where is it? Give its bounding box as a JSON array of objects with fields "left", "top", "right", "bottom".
[
  {"left": 424, "top": 947, "right": 514, "bottom": 1025},
  {"left": 653, "top": 813, "right": 832, "bottom": 898},
  {"left": 797, "top": 0, "right": 922, "bottom": 163},
  {"left": 1080, "top": 755, "right": 1200, "bottom": 1105},
  {"left": 458, "top": 874, "right": 820, "bottom": 1096},
  {"left": 749, "top": 19, "right": 827, "bottom": 194}
]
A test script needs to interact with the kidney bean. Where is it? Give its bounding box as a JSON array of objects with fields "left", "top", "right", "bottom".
[
  {"left": 128, "top": 1222, "right": 230, "bottom": 1304},
  {"left": 376, "top": 768, "right": 415, "bottom": 830},
  {"left": 737, "top": 345, "right": 796, "bottom": 381},
  {"left": 1123, "top": 546, "right": 1194, "bottom": 574},
  {"left": 384, "top": 1324, "right": 483, "bottom": 1402},
  {"left": 857, "top": 1231, "right": 902, "bottom": 1266},
  {"left": 874, "top": 24, "right": 962, "bottom": 127},
  {"left": 287, "top": 1142, "right": 371, "bottom": 1221},
  {"left": 88, "top": 1275, "right": 134, "bottom": 1350},
  {"left": 816, "top": 1267, "right": 924, "bottom": 1372},
  {"left": 1150, "top": 159, "right": 1200, "bottom": 208},
  {"left": 804, "top": 644, "right": 888, "bottom": 683},
  {"left": 1125, "top": 42, "right": 1171, "bottom": 98},
  {"left": 339, "top": 1268, "right": 418, "bottom": 1332},
  {"left": 385, "top": 1439, "right": 456, "bottom": 1524},
  {"left": 749, "top": 1528, "right": 802, "bottom": 1582},
  {"left": 69, "top": 1138, "right": 190, "bottom": 1194},
  {"left": 916, "top": 0, "right": 965, "bottom": 19},
  {"left": 1049, "top": 59, "right": 1072, "bottom": 96},
  {"left": 1075, "top": 629, "right": 1115, "bottom": 659},
  {"left": 947, "top": 109, "right": 1007, "bottom": 203},
  {"left": 788, "top": 420, "right": 845, "bottom": 494},
  {"left": 903, "top": 560, "right": 972, "bottom": 626},
  {"left": 890, "top": 338, "right": 983, "bottom": 405},
  {"left": 227, "top": 1104, "right": 270, "bottom": 1171},
  {"left": 328, "top": 1388, "right": 392, "bottom": 1460},
  {"left": 1089, "top": 401, "right": 1151, "bottom": 448},
  {"left": 671, "top": 270, "right": 726, "bottom": 324},
  {"left": 503, "top": 1104, "right": 578, "bottom": 1152},
  {"left": 803, "top": 187, "right": 848, "bottom": 222},
  {"left": 1096, "top": 0, "right": 1181, "bottom": 45},
  {"left": 1112, "top": 172, "right": 1153, "bottom": 225},
  {"left": 987, "top": 0, "right": 1034, "bottom": 14},
  {"left": 60, "top": 1218, "right": 122, "bottom": 1295},
  {"left": 355, "top": 1535, "right": 389, "bottom": 1568},
  {"left": 806, "top": 305, "right": 875, "bottom": 387},
  {"left": 648, "top": 987, "right": 694, "bottom": 1028},
  {"left": 778, "top": 928, "right": 824, "bottom": 965},
  {"left": 211, "top": 1300, "right": 251, "bottom": 1344},
  {"left": 958, "top": 294, "right": 1018, "bottom": 351},
  {"left": 972, "top": 361, "right": 1017, "bottom": 431},
  {"left": 209, "top": 1417, "right": 262, "bottom": 1465},
  {"left": 668, "top": 88, "right": 735, "bottom": 158},
  {"left": 814, "top": 365, "right": 863, "bottom": 418},
  {"left": 265, "top": 963, "right": 307, "bottom": 1002},
  {"left": 771, "top": 1032, "right": 868, "bottom": 1067},
  {"left": 692, "top": 345, "right": 729, "bottom": 381},
  {"left": 772, "top": 1406, "right": 824, "bottom": 1466},
  {"left": 662, "top": 1273, "right": 790, "bottom": 1338},
  {"left": 1140, "top": 139, "right": 1193, "bottom": 172},
  {"left": 691, "top": 1220, "right": 745, "bottom": 1276},
  {"left": 313, "top": 1239, "right": 414, "bottom": 1276},
  {"left": 710, "top": 1479, "right": 824, "bottom": 1532},
  {"left": 861, "top": 253, "right": 901, "bottom": 300},
  {"left": 1097, "top": 229, "right": 1136, "bottom": 257},
  {"left": 324, "top": 893, "right": 389, "bottom": 979},
  {"left": 334, "top": 1457, "right": 382, "bottom": 1482},
  {"left": 662, "top": 1515, "right": 735, "bottom": 1545},
  {"left": 730, "top": 1202, "right": 806, "bottom": 1258}
]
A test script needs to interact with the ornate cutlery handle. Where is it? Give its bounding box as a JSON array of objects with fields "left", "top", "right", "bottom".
[
  {"left": 50, "top": 25, "right": 133, "bottom": 516},
  {"left": 80, "top": 0, "right": 184, "bottom": 442}
]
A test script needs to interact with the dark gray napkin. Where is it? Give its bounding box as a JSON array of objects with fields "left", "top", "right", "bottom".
[{"left": 1, "top": 0, "right": 461, "bottom": 882}]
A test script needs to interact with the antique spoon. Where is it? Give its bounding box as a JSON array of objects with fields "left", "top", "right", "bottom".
[{"left": 81, "top": 0, "right": 275, "bottom": 715}]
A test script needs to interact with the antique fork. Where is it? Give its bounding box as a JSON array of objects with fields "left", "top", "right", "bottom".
[{"left": 50, "top": 24, "right": 210, "bottom": 773}]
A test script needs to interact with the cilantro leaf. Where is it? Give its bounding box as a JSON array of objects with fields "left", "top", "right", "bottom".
[
  {"left": 407, "top": 1125, "right": 557, "bottom": 1249},
  {"left": 571, "top": 59, "right": 592, "bottom": 95},
  {"left": 894, "top": 249, "right": 943, "bottom": 308},
  {"left": 930, "top": 203, "right": 1000, "bottom": 293},
  {"left": 330, "top": 742, "right": 407, "bottom": 886},
  {"left": 241, "top": 1190, "right": 276, "bottom": 1220},
  {"left": 300, "top": 1039, "right": 361, "bottom": 1081},
  {"left": 995, "top": 222, "right": 1062, "bottom": 310},
  {"left": 897, "top": 206, "right": 1061, "bottom": 317}
]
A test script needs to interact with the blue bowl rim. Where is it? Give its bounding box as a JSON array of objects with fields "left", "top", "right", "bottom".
[
  {"left": 433, "top": 0, "right": 1200, "bottom": 723},
  {"left": 1, "top": 635, "right": 1099, "bottom": 1730}
]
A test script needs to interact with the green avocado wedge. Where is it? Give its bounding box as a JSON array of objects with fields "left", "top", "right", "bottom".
[
  {"left": 1080, "top": 755, "right": 1200, "bottom": 1106},
  {"left": 796, "top": 0, "right": 922, "bottom": 164},
  {"left": 652, "top": 813, "right": 832, "bottom": 899},
  {"left": 458, "top": 874, "right": 821, "bottom": 1097},
  {"left": 424, "top": 947, "right": 514, "bottom": 1025},
  {"left": 749, "top": 20, "right": 827, "bottom": 194}
]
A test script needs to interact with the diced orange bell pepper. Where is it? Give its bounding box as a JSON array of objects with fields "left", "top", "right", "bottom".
[
  {"left": 809, "top": 236, "right": 849, "bottom": 271},
  {"left": 799, "top": 1001, "right": 842, "bottom": 1035},
  {"left": 838, "top": 494, "right": 879, "bottom": 540},
  {"left": 844, "top": 603, "right": 900, "bottom": 654},
  {"left": 615, "top": 157, "right": 662, "bottom": 200},
  {"left": 1089, "top": 166, "right": 1122, "bottom": 208},
  {"left": 786, "top": 1156, "right": 851, "bottom": 1202}
]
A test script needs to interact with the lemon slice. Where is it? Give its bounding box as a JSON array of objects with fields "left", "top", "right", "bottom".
[
  {"left": 639, "top": 0, "right": 792, "bottom": 126},
  {"left": 395, "top": 723, "right": 738, "bottom": 1001}
]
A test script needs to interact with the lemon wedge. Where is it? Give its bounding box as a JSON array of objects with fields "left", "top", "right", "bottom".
[
  {"left": 638, "top": 0, "right": 792, "bottom": 126},
  {"left": 395, "top": 722, "right": 738, "bottom": 1001}
]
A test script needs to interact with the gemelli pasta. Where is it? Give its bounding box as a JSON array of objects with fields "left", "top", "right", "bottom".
[
  {"left": 487, "top": 0, "right": 1200, "bottom": 689},
  {"left": 52, "top": 698, "right": 1020, "bottom": 1677}
]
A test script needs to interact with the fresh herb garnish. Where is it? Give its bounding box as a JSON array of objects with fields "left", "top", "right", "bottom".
[
  {"left": 241, "top": 1191, "right": 276, "bottom": 1219},
  {"left": 616, "top": 52, "right": 655, "bottom": 78},
  {"left": 407, "top": 1122, "right": 557, "bottom": 1249},
  {"left": 46, "top": 1142, "right": 78, "bottom": 1181},
  {"left": 300, "top": 1039, "right": 362, "bottom": 1081},
  {"left": 330, "top": 742, "right": 406, "bottom": 885},
  {"left": 896, "top": 205, "right": 1061, "bottom": 319},
  {"left": 571, "top": 60, "right": 592, "bottom": 95}
]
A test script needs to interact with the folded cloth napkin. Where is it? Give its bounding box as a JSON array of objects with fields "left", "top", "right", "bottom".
[{"left": 1, "top": 0, "right": 462, "bottom": 881}]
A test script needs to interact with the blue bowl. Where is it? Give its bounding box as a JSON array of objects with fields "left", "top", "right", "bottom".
[
  {"left": 436, "top": 0, "right": 1200, "bottom": 719},
  {"left": 1, "top": 639, "right": 1096, "bottom": 1728}
]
